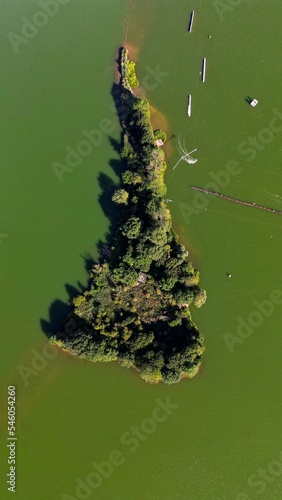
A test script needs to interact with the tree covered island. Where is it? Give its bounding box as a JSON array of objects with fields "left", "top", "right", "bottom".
[{"left": 50, "top": 47, "right": 206, "bottom": 384}]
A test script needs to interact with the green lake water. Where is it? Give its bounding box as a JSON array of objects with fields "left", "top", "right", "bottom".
[{"left": 1, "top": 1, "right": 282, "bottom": 499}]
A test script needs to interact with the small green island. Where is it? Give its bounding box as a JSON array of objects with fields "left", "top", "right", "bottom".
[{"left": 50, "top": 47, "right": 206, "bottom": 384}]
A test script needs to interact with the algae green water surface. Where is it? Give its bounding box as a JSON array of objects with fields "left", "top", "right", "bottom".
[{"left": 1, "top": 1, "right": 282, "bottom": 499}]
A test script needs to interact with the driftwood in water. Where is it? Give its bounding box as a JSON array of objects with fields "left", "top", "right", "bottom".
[{"left": 190, "top": 186, "right": 282, "bottom": 215}]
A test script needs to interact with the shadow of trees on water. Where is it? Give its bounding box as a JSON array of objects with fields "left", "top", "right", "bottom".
[
  {"left": 41, "top": 81, "right": 126, "bottom": 337},
  {"left": 41, "top": 66, "right": 177, "bottom": 338},
  {"left": 40, "top": 254, "right": 94, "bottom": 338}
]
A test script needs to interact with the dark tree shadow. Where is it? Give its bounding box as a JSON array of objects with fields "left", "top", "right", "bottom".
[
  {"left": 41, "top": 45, "right": 172, "bottom": 340},
  {"left": 82, "top": 252, "right": 95, "bottom": 273},
  {"left": 41, "top": 165, "right": 124, "bottom": 337},
  {"left": 76, "top": 280, "right": 86, "bottom": 292},
  {"left": 109, "top": 157, "right": 125, "bottom": 178},
  {"left": 111, "top": 81, "right": 135, "bottom": 129},
  {"left": 111, "top": 82, "right": 121, "bottom": 113},
  {"left": 41, "top": 94, "right": 125, "bottom": 338},
  {"left": 40, "top": 252, "right": 97, "bottom": 337},
  {"left": 65, "top": 284, "right": 81, "bottom": 301},
  {"left": 108, "top": 136, "right": 121, "bottom": 155},
  {"left": 41, "top": 299, "right": 71, "bottom": 338},
  {"left": 98, "top": 172, "right": 120, "bottom": 234}
]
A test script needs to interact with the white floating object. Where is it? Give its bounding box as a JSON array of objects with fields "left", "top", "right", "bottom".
[
  {"left": 187, "top": 95, "right": 192, "bottom": 117},
  {"left": 172, "top": 140, "right": 198, "bottom": 170},
  {"left": 202, "top": 58, "right": 206, "bottom": 82},
  {"left": 188, "top": 11, "right": 195, "bottom": 32},
  {"left": 250, "top": 99, "right": 258, "bottom": 107}
]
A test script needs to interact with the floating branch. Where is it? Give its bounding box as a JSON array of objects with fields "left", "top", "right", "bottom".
[{"left": 190, "top": 186, "right": 282, "bottom": 215}]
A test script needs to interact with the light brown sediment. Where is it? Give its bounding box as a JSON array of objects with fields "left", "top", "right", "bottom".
[
  {"left": 118, "top": 48, "right": 172, "bottom": 158},
  {"left": 123, "top": 0, "right": 155, "bottom": 48},
  {"left": 191, "top": 186, "right": 282, "bottom": 215},
  {"left": 123, "top": 42, "right": 140, "bottom": 62}
]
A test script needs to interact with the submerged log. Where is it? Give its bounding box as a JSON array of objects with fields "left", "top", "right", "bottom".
[{"left": 190, "top": 186, "right": 282, "bottom": 216}]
